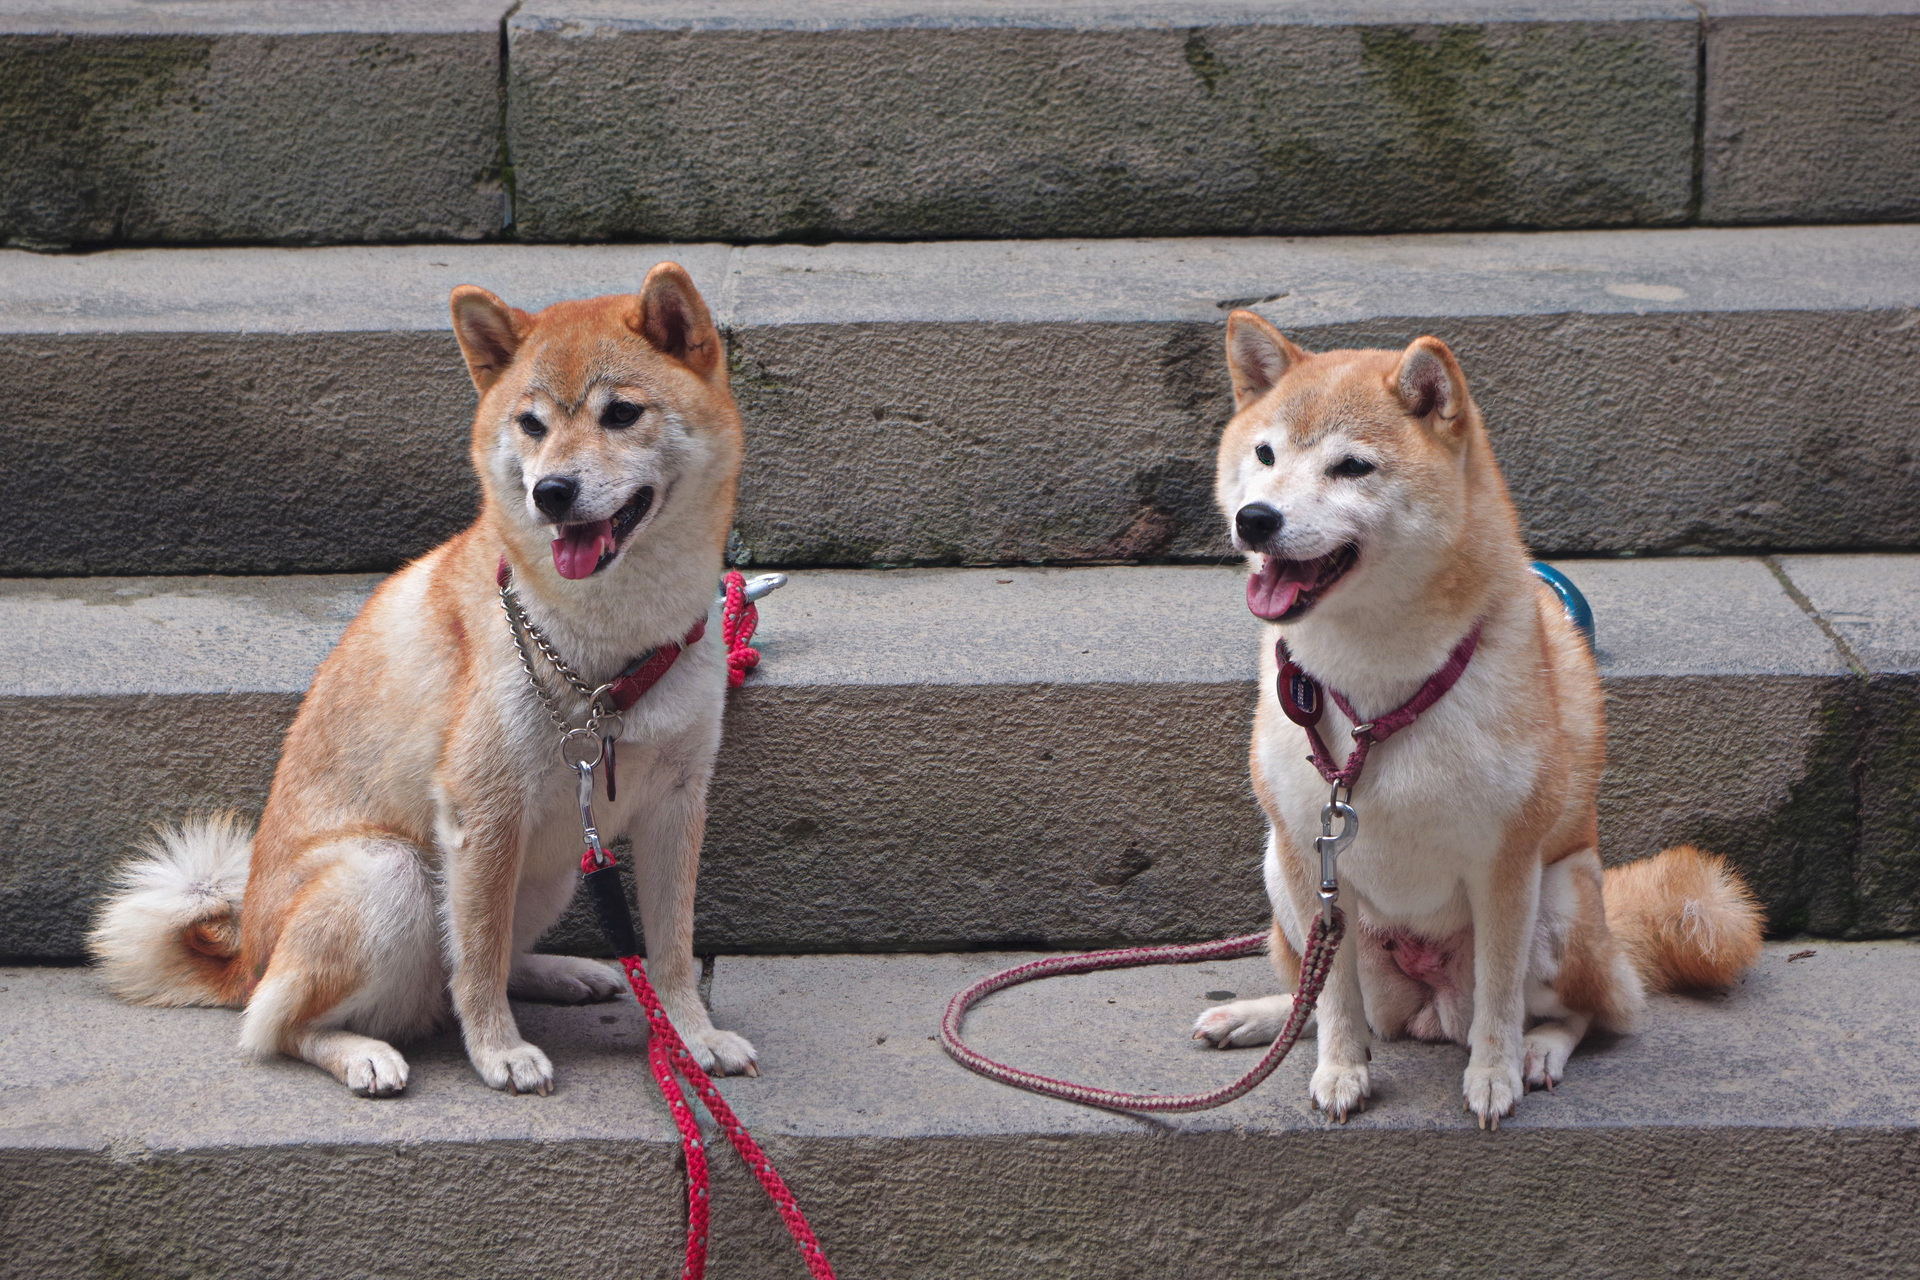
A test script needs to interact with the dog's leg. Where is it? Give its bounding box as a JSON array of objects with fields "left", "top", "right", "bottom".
[
  {"left": 1462, "top": 854, "right": 1541, "bottom": 1129},
  {"left": 1271, "top": 848, "right": 1369, "bottom": 1120},
  {"left": 508, "top": 863, "right": 627, "bottom": 1004},
  {"left": 1523, "top": 1013, "right": 1589, "bottom": 1091},
  {"left": 240, "top": 836, "right": 441, "bottom": 1097},
  {"left": 440, "top": 780, "right": 554, "bottom": 1095},
  {"left": 630, "top": 770, "right": 758, "bottom": 1077},
  {"left": 510, "top": 953, "right": 627, "bottom": 1004},
  {"left": 295, "top": 1029, "right": 411, "bottom": 1097},
  {"left": 1195, "top": 919, "right": 1305, "bottom": 1048}
]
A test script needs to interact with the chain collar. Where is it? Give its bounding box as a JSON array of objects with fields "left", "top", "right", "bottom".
[{"left": 498, "top": 571, "right": 628, "bottom": 767}]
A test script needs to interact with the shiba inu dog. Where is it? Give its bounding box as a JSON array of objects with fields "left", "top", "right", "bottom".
[
  {"left": 1192, "top": 314, "right": 1762, "bottom": 1127},
  {"left": 88, "top": 263, "right": 758, "bottom": 1096}
]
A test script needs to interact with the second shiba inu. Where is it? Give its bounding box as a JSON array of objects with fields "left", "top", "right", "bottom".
[
  {"left": 89, "top": 263, "right": 758, "bottom": 1095},
  {"left": 1193, "top": 313, "right": 1762, "bottom": 1127}
]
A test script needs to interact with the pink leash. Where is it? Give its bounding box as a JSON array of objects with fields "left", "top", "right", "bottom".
[
  {"left": 940, "top": 617, "right": 1483, "bottom": 1114},
  {"left": 940, "top": 912, "right": 1343, "bottom": 1112}
]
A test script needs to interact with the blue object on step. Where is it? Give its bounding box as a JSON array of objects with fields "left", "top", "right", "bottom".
[{"left": 1530, "top": 561, "right": 1595, "bottom": 650}]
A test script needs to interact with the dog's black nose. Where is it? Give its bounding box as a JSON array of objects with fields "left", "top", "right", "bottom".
[
  {"left": 532, "top": 476, "right": 578, "bottom": 520},
  {"left": 1236, "top": 502, "right": 1283, "bottom": 546}
]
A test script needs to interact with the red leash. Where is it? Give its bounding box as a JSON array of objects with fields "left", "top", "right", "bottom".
[
  {"left": 582, "top": 848, "right": 835, "bottom": 1280},
  {"left": 512, "top": 565, "right": 830, "bottom": 1279}
]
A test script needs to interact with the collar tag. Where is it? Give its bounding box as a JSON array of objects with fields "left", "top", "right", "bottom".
[{"left": 1277, "top": 652, "right": 1324, "bottom": 729}]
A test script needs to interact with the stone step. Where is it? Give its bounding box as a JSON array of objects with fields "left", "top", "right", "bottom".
[
  {"left": 5, "top": 225, "right": 1919, "bottom": 576},
  {"left": 3, "top": 938, "right": 1916, "bottom": 1277},
  {"left": 0, "top": 1, "right": 510, "bottom": 249},
  {"left": 7, "top": 3, "right": 1918, "bottom": 247},
  {"left": 3, "top": 555, "right": 1914, "bottom": 960}
]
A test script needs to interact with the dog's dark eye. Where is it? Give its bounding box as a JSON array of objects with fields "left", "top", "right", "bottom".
[
  {"left": 1255, "top": 443, "right": 1275, "bottom": 466},
  {"left": 517, "top": 412, "right": 546, "bottom": 440},
  {"left": 602, "top": 400, "right": 642, "bottom": 429},
  {"left": 1330, "top": 456, "right": 1375, "bottom": 478}
]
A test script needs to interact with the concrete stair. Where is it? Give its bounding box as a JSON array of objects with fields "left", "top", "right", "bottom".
[
  {"left": 6, "top": 224, "right": 1919, "bottom": 575},
  {"left": 4, "top": 554, "right": 1916, "bottom": 960},
  {"left": 6, "top": 2, "right": 1919, "bottom": 246},
  {"left": 4, "top": 939, "right": 1917, "bottom": 1278},
  {"left": 6, "top": 0, "right": 1919, "bottom": 1272}
]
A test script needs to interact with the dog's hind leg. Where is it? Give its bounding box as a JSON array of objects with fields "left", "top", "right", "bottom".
[
  {"left": 507, "top": 860, "right": 627, "bottom": 1004},
  {"left": 1194, "top": 920, "right": 1305, "bottom": 1048},
  {"left": 240, "top": 834, "right": 444, "bottom": 1096},
  {"left": 1522, "top": 1013, "right": 1589, "bottom": 1091}
]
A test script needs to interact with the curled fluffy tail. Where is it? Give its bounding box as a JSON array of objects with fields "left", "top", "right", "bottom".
[
  {"left": 1604, "top": 845, "right": 1764, "bottom": 993},
  {"left": 87, "top": 813, "right": 252, "bottom": 1007}
]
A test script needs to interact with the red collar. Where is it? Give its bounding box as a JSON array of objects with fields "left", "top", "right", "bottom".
[
  {"left": 1276, "top": 622, "right": 1483, "bottom": 792},
  {"left": 498, "top": 555, "right": 706, "bottom": 712}
]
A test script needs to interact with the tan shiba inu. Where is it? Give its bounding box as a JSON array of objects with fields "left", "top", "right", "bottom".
[
  {"left": 89, "top": 264, "right": 758, "bottom": 1096},
  {"left": 1192, "top": 313, "right": 1762, "bottom": 1127}
]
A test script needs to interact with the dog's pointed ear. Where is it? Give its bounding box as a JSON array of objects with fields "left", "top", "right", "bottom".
[
  {"left": 631, "top": 262, "right": 722, "bottom": 379},
  {"left": 1393, "top": 336, "right": 1470, "bottom": 433},
  {"left": 450, "top": 286, "right": 531, "bottom": 393},
  {"left": 1226, "top": 310, "right": 1308, "bottom": 409}
]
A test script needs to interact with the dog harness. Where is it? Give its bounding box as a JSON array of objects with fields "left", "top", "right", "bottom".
[{"left": 497, "top": 556, "right": 836, "bottom": 1280}]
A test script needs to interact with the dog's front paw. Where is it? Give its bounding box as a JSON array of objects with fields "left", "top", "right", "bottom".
[
  {"left": 510, "top": 954, "right": 627, "bottom": 1004},
  {"left": 681, "top": 1027, "right": 759, "bottom": 1078},
  {"left": 1193, "top": 995, "right": 1295, "bottom": 1048},
  {"left": 472, "top": 1039, "right": 555, "bottom": 1096},
  {"left": 1463, "top": 1061, "right": 1523, "bottom": 1129},
  {"left": 1310, "top": 1061, "right": 1371, "bottom": 1122}
]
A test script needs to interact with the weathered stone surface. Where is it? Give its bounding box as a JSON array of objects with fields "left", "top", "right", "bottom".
[
  {"left": 0, "top": 1, "right": 510, "bottom": 248},
  {"left": 3, "top": 558, "right": 1890, "bottom": 959},
  {"left": 3, "top": 228, "right": 1917, "bottom": 574},
  {"left": 3, "top": 942, "right": 1919, "bottom": 1277},
  {"left": 507, "top": 0, "right": 1698, "bottom": 242},
  {"left": 1777, "top": 554, "right": 1920, "bottom": 935},
  {"left": 1702, "top": 2, "right": 1920, "bottom": 224}
]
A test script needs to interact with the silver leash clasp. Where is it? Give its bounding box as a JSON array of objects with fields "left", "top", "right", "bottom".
[
  {"left": 1316, "top": 791, "right": 1357, "bottom": 909},
  {"left": 575, "top": 757, "right": 611, "bottom": 869}
]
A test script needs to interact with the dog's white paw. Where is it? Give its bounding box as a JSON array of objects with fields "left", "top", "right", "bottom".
[
  {"left": 510, "top": 954, "right": 627, "bottom": 1005},
  {"left": 1193, "top": 995, "right": 1295, "bottom": 1048},
  {"left": 681, "top": 1027, "right": 759, "bottom": 1078},
  {"left": 1523, "top": 1025, "right": 1577, "bottom": 1092},
  {"left": 345, "top": 1045, "right": 410, "bottom": 1098},
  {"left": 1463, "top": 1060, "right": 1523, "bottom": 1129},
  {"left": 1309, "top": 1061, "right": 1371, "bottom": 1122},
  {"left": 472, "top": 1039, "right": 555, "bottom": 1095}
]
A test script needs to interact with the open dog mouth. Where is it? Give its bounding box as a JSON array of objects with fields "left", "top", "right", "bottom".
[
  {"left": 1246, "top": 543, "right": 1359, "bottom": 621},
  {"left": 550, "top": 485, "right": 655, "bottom": 580}
]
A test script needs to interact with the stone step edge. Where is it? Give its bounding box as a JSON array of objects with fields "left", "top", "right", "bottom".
[{"left": 2, "top": 940, "right": 1917, "bottom": 1277}]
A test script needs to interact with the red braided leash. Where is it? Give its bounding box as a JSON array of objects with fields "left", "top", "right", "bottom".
[
  {"left": 940, "top": 909, "right": 1343, "bottom": 1113},
  {"left": 720, "top": 571, "right": 761, "bottom": 689},
  {"left": 582, "top": 846, "right": 836, "bottom": 1280}
]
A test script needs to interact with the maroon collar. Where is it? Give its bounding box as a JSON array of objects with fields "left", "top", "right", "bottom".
[
  {"left": 498, "top": 554, "right": 705, "bottom": 713},
  {"left": 1276, "top": 621, "right": 1483, "bottom": 791}
]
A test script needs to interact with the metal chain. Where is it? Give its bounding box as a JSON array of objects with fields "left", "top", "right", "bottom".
[{"left": 498, "top": 579, "right": 617, "bottom": 743}]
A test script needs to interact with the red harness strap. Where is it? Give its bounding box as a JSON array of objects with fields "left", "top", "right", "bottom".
[{"left": 1277, "top": 621, "right": 1483, "bottom": 791}]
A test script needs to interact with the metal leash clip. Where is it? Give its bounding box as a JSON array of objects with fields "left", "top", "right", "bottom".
[
  {"left": 1316, "top": 789, "right": 1357, "bottom": 909},
  {"left": 564, "top": 729, "right": 612, "bottom": 870}
]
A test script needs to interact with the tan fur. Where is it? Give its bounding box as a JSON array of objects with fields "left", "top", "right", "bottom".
[
  {"left": 1605, "top": 845, "right": 1764, "bottom": 992},
  {"left": 89, "top": 264, "right": 759, "bottom": 1096},
  {"left": 1193, "top": 313, "right": 1765, "bottom": 1125}
]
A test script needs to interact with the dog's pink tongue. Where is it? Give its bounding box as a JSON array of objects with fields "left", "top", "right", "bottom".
[
  {"left": 1247, "top": 556, "right": 1314, "bottom": 620},
  {"left": 551, "top": 520, "right": 614, "bottom": 580}
]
